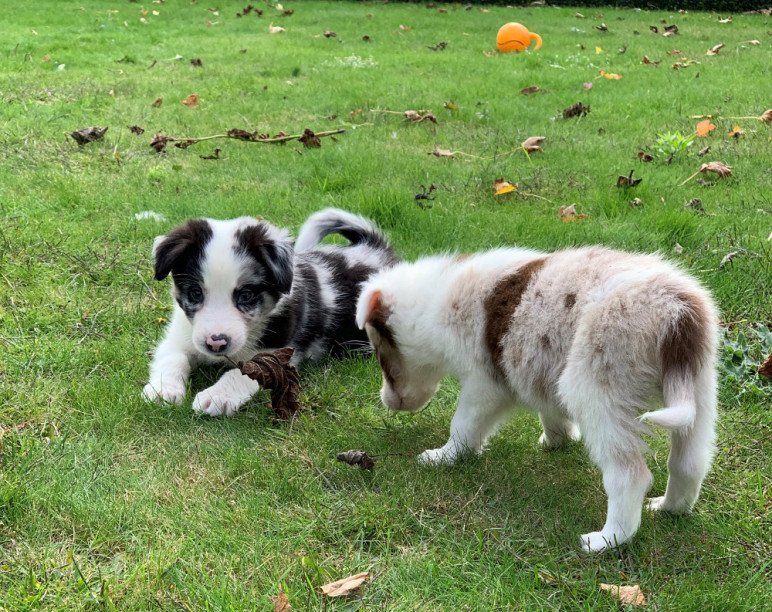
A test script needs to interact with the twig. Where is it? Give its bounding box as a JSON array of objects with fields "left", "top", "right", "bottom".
[
  {"left": 679, "top": 170, "right": 701, "bottom": 186},
  {"left": 159, "top": 128, "right": 346, "bottom": 150},
  {"left": 519, "top": 192, "right": 553, "bottom": 203}
]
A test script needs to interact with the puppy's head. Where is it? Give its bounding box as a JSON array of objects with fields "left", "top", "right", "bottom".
[
  {"left": 356, "top": 275, "right": 443, "bottom": 412},
  {"left": 153, "top": 216, "right": 293, "bottom": 358}
]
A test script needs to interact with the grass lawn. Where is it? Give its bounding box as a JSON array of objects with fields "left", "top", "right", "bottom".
[{"left": 1, "top": 0, "right": 771, "bottom": 608}]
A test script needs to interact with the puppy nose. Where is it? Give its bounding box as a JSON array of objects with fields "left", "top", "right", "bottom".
[{"left": 205, "top": 334, "right": 230, "bottom": 353}]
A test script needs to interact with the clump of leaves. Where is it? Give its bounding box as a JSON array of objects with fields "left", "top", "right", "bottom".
[
  {"left": 70, "top": 127, "right": 108, "bottom": 145},
  {"left": 655, "top": 130, "right": 694, "bottom": 158},
  {"left": 719, "top": 325, "right": 772, "bottom": 401},
  {"left": 562, "top": 102, "right": 590, "bottom": 118}
]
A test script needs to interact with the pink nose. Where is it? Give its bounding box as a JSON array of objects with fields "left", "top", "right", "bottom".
[{"left": 205, "top": 334, "right": 230, "bottom": 353}]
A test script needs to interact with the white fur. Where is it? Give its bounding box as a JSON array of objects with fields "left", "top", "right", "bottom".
[{"left": 357, "top": 246, "right": 719, "bottom": 552}]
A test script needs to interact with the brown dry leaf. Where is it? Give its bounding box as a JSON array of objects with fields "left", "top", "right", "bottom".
[
  {"left": 269, "top": 24, "right": 286, "bottom": 34},
  {"left": 562, "top": 102, "right": 591, "bottom": 118},
  {"left": 728, "top": 125, "right": 744, "bottom": 138},
  {"left": 642, "top": 55, "right": 661, "bottom": 65},
  {"left": 617, "top": 170, "right": 642, "bottom": 188},
  {"left": 493, "top": 179, "right": 517, "bottom": 196},
  {"left": 70, "top": 127, "right": 108, "bottom": 145},
  {"left": 272, "top": 591, "right": 292, "bottom": 612},
  {"left": 667, "top": 48, "right": 682, "bottom": 55},
  {"left": 759, "top": 354, "right": 772, "bottom": 379},
  {"left": 336, "top": 450, "right": 376, "bottom": 470},
  {"left": 128, "top": 125, "right": 145, "bottom": 135},
  {"left": 701, "top": 161, "right": 732, "bottom": 177},
  {"left": 324, "top": 30, "right": 337, "bottom": 38},
  {"left": 239, "top": 348, "right": 301, "bottom": 419},
  {"left": 559, "top": 204, "right": 587, "bottom": 222},
  {"left": 151, "top": 97, "right": 163, "bottom": 108},
  {"left": 190, "top": 57, "right": 203, "bottom": 67},
  {"left": 299, "top": 128, "right": 321, "bottom": 148},
  {"left": 350, "top": 108, "right": 364, "bottom": 119},
  {"left": 719, "top": 250, "right": 741, "bottom": 268},
  {"left": 399, "top": 24, "right": 411, "bottom": 32},
  {"left": 638, "top": 151, "right": 654, "bottom": 162},
  {"left": 42, "top": 54, "right": 50, "bottom": 63},
  {"left": 596, "top": 23, "right": 608, "bottom": 32},
  {"left": 320, "top": 572, "right": 370, "bottom": 598},
  {"left": 600, "top": 584, "right": 647, "bottom": 607},
  {"left": 706, "top": 43, "right": 725, "bottom": 55},
  {"left": 718, "top": 16, "right": 733, "bottom": 23},
  {"left": 649, "top": 25, "right": 659, "bottom": 34},
  {"left": 696, "top": 119, "right": 716, "bottom": 137},
  {"left": 521, "top": 136, "right": 545, "bottom": 153},
  {"left": 227, "top": 128, "right": 259, "bottom": 141},
  {"left": 181, "top": 94, "right": 199, "bottom": 107},
  {"left": 663, "top": 24, "right": 679, "bottom": 36},
  {"left": 760, "top": 109, "right": 772, "bottom": 123},
  {"left": 150, "top": 133, "right": 170, "bottom": 153},
  {"left": 599, "top": 70, "right": 623, "bottom": 80},
  {"left": 698, "top": 145, "right": 711, "bottom": 156},
  {"left": 404, "top": 110, "right": 437, "bottom": 124},
  {"left": 520, "top": 85, "right": 542, "bottom": 95},
  {"left": 431, "top": 147, "right": 455, "bottom": 158}
]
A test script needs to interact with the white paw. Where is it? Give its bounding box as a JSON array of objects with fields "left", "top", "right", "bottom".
[
  {"left": 646, "top": 496, "right": 666, "bottom": 512},
  {"left": 192, "top": 389, "right": 244, "bottom": 417},
  {"left": 417, "top": 447, "right": 456, "bottom": 466},
  {"left": 143, "top": 381, "right": 186, "bottom": 404},
  {"left": 538, "top": 432, "right": 563, "bottom": 450},
  {"left": 579, "top": 531, "right": 622, "bottom": 553}
]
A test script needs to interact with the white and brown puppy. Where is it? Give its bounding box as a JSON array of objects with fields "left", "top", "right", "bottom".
[
  {"left": 356, "top": 246, "right": 718, "bottom": 552},
  {"left": 143, "top": 208, "right": 397, "bottom": 415}
]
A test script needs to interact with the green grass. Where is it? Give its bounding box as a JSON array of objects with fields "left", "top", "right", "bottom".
[{"left": 1, "top": 1, "right": 770, "bottom": 609}]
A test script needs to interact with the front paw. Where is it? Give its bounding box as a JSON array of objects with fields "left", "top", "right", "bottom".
[
  {"left": 417, "top": 447, "right": 457, "bottom": 466},
  {"left": 143, "top": 381, "right": 186, "bottom": 404},
  {"left": 192, "top": 388, "right": 244, "bottom": 417},
  {"left": 579, "top": 530, "right": 621, "bottom": 553}
]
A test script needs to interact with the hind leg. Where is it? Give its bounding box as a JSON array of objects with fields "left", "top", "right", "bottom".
[
  {"left": 649, "top": 369, "right": 717, "bottom": 513},
  {"left": 538, "top": 405, "right": 581, "bottom": 450}
]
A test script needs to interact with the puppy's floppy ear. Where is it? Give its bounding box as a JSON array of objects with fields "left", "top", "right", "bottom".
[
  {"left": 236, "top": 223, "right": 294, "bottom": 293},
  {"left": 356, "top": 286, "right": 385, "bottom": 330},
  {"left": 153, "top": 219, "right": 212, "bottom": 281}
]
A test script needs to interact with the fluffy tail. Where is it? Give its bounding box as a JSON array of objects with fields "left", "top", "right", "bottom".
[
  {"left": 639, "top": 369, "right": 696, "bottom": 429},
  {"left": 294, "top": 208, "right": 390, "bottom": 253}
]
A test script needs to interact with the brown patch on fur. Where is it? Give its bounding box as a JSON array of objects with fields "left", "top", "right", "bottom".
[
  {"left": 454, "top": 253, "right": 471, "bottom": 262},
  {"left": 540, "top": 335, "right": 551, "bottom": 349},
  {"left": 368, "top": 300, "right": 396, "bottom": 347},
  {"left": 564, "top": 293, "right": 576, "bottom": 309},
  {"left": 661, "top": 291, "right": 711, "bottom": 376},
  {"left": 365, "top": 299, "right": 403, "bottom": 387},
  {"left": 483, "top": 258, "right": 547, "bottom": 376}
]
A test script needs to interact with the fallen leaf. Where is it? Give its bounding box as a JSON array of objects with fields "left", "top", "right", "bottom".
[
  {"left": 599, "top": 70, "right": 623, "bottom": 80},
  {"left": 698, "top": 145, "right": 711, "bottom": 156},
  {"left": 324, "top": 30, "right": 337, "bottom": 38},
  {"left": 282, "top": 9, "right": 294, "bottom": 16},
  {"left": 582, "top": 82, "right": 593, "bottom": 90},
  {"left": 200, "top": 148, "right": 221, "bottom": 160},
  {"left": 559, "top": 204, "right": 587, "bottom": 222},
  {"left": 642, "top": 55, "right": 661, "bottom": 65},
  {"left": 600, "top": 584, "right": 647, "bottom": 607},
  {"left": 701, "top": 161, "right": 732, "bottom": 177},
  {"left": 128, "top": 125, "right": 145, "bottom": 135},
  {"left": 42, "top": 54, "right": 50, "bottom": 63},
  {"left": 336, "top": 450, "right": 376, "bottom": 470},
  {"left": 521, "top": 136, "right": 545, "bottom": 153},
  {"left": 350, "top": 108, "right": 364, "bottom": 119},
  {"left": 596, "top": 23, "right": 608, "bottom": 32},
  {"left": 190, "top": 57, "right": 203, "bottom": 67},
  {"left": 667, "top": 48, "right": 682, "bottom": 55},
  {"left": 617, "top": 170, "right": 642, "bottom": 188},
  {"left": 747, "top": 39, "right": 760, "bottom": 45},
  {"left": 494, "top": 179, "right": 517, "bottom": 196},
  {"left": 320, "top": 572, "right": 369, "bottom": 598},
  {"left": 431, "top": 147, "right": 455, "bottom": 158},
  {"left": 399, "top": 24, "right": 411, "bottom": 32},
  {"left": 482, "top": 49, "right": 496, "bottom": 58},
  {"left": 575, "top": 12, "right": 585, "bottom": 18},
  {"left": 151, "top": 97, "right": 163, "bottom": 108},
  {"left": 728, "top": 125, "right": 744, "bottom": 138},
  {"left": 686, "top": 197, "right": 705, "bottom": 214},
  {"left": 649, "top": 26, "right": 659, "bottom": 34},
  {"left": 181, "top": 94, "right": 199, "bottom": 107},
  {"left": 298, "top": 128, "right": 321, "bottom": 148},
  {"left": 269, "top": 24, "right": 286, "bottom": 34},
  {"left": 404, "top": 110, "right": 437, "bottom": 124},
  {"left": 227, "top": 128, "right": 259, "bottom": 141},
  {"left": 362, "top": 35, "right": 371, "bottom": 42},
  {"left": 638, "top": 151, "right": 654, "bottom": 162},
  {"left": 719, "top": 250, "right": 741, "bottom": 268},
  {"left": 150, "top": 133, "right": 170, "bottom": 153},
  {"left": 520, "top": 85, "right": 542, "bottom": 95},
  {"left": 562, "top": 102, "right": 590, "bottom": 118},
  {"left": 663, "top": 24, "right": 679, "bottom": 36},
  {"left": 443, "top": 100, "right": 458, "bottom": 111},
  {"left": 428, "top": 41, "right": 448, "bottom": 51},
  {"left": 239, "top": 348, "right": 301, "bottom": 419},
  {"left": 272, "top": 591, "right": 292, "bottom": 612},
  {"left": 629, "top": 197, "right": 644, "bottom": 208},
  {"left": 759, "top": 354, "right": 772, "bottom": 378},
  {"left": 70, "top": 127, "right": 108, "bottom": 145},
  {"left": 674, "top": 242, "right": 684, "bottom": 254},
  {"left": 761, "top": 109, "right": 772, "bottom": 123},
  {"left": 595, "top": 46, "right": 603, "bottom": 54},
  {"left": 236, "top": 4, "right": 255, "bottom": 17},
  {"left": 718, "top": 16, "right": 733, "bottom": 23},
  {"left": 706, "top": 43, "right": 725, "bottom": 56},
  {"left": 696, "top": 119, "right": 716, "bottom": 137}
]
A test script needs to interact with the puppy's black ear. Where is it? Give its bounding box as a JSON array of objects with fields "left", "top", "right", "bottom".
[
  {"left": 236, "top": 223, "right": 294, "bottom": 294},
  {"left": 152, "top": 219, "right": 212, "bottom": 280}
]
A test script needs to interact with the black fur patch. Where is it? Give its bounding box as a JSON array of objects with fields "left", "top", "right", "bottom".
[{"left": 235, "top": 224, "right": 293, "bottom": 295}]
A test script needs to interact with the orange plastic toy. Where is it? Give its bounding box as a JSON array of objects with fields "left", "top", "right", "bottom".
[{"left": 496, "top": 22, "right": 542, "bottom": 53}]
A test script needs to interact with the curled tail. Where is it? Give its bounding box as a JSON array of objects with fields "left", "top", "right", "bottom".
[{"left": 295, "top": 208, "right": 390, "bottom": 252}]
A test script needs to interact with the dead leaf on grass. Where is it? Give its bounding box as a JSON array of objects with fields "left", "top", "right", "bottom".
[
  {"left": 562, "top": 102, "right": 590, "bottom": 118},
  {"left": 404, "top": 110, "right": 437, "bottom": 123},
  {"left": 190, "top": 57, "right": 203, "bottom": 67},
  {"left": 150, "top": 133, "right": 170, "bottom": 153},
  {"left": 520, "top": 85, "right": 542, "bottom": 95},
  {"left": 698, "top": 145, "right": 711, "bottom": 156},
  {"left": 272, "top": 590, "right": 291, "bottom": 612},
  {"left": 596, "top": 23, "right": 608, "bottom": 32},
  {"left": 696, "top": 119, "right": 716, "bottom": 137},
  {"left": 483, "top": 49, "right": 497, "bottom": 57},
  {"left": 128, "top": 125, "right": 145, "bottom": 135},
  {"left": 444, "top": 100, "right": 458, "bottom": 111},
  {"left": 559, "top": 204, "right": 587, "bottom": 222},
  {"left": 617, "top": 169, "right": 642, "bottom": 188},
  {"left": 324, "top": 30, "right": 337, "bottom": 38},
  {"left": 494, "top": 179, "right": 517, "bottom": 196},
  {"left": 760, "top": 109, "right": 772, "bottom": 123},
  {"left": 227, "top": 128, "right": 259, "bottom": 141},
  {"left": 638, "top": 151, "right": 654, "bottom": 162},
  {"left": 428, "top": 41, "right": 448, "bottom": 51},
  {"left": 600, "top": 584, "right": 647, "bottom": 607},
  {"left": 706, "top": 43, "right": 725, "bottom": 55},
  {"left": 431, "top": 147, "right": 455, "bottom": 158},
  {"left": 599, "top": 70, "right": 623, "bottom": 79},
  {"left": 649, "top": 25, "right": 659, "bottom": 34},
  {"left": 320, "top": 572, "right": 370, "bottom": 598},
  {"left": 674, "top": 242, "right": 684, "bottom": 254},
  {"left": 719, "top": 250, "right": 741, "bottom": 268},
  {"left": 728, "top": 125, "right": 744, "bottom": 138},
  {"left": 701, "top": 161, "right": 732, "bottom": 177},
  {"left": 181, "top": 94, "right": 199, "bottom": 107},
  {"left": 582, "top": 82, "right": 593, "bottom": 90},
  {"left": 151, "top": 96, "right": 163, "bottom": 108},
  {"left": 70, "top": 127, "right": 108, "bottom": 145},
  {"left": 269, "top": 24, "right": 286, "bottom": 34},
  {"left": 642, "top": 55, "right": 661, "bottom": 65},
  {"left": 663, "top": 24, "right": 679, "bottom": 36},
  {"left": 336, "top": 450, "right": 376, "bottom": 470},
  {"left": 629, "top": 197, "right": 644, "bottom": 208},
  {"left": 399, "top": 24, "right": 411, "bottom": 32},
  {"left": 521, "top": 136, "right": 545, "bottom": 153},
  {"left": 758, "top": 354, "right": 772, "bottom": 378},
  {"left": 718, "top": 16, "right": 733, "bottom": 23},
  {"left": 298, "top": 128, "right": 321, "bottom": 148}
]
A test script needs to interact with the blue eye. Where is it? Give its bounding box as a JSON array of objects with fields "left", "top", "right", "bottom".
[{"left": 187, "top": 285, "right": 204, "bottom": 304}]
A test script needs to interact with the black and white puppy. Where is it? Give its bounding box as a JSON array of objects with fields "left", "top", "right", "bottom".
[{"left": 143, "top": 208, "right": 398, "bottom": 416}]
